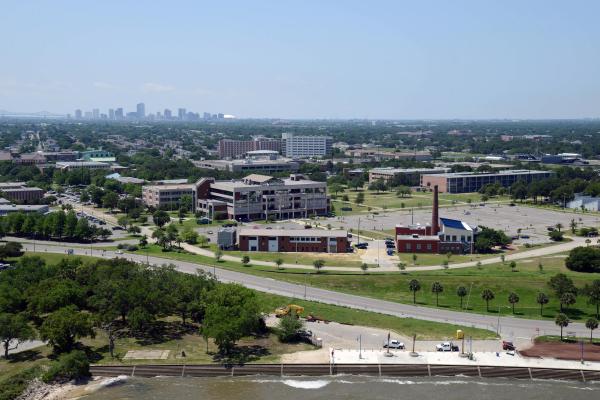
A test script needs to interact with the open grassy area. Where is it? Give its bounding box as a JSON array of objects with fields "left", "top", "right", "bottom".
[{"left": 223, "top": 249, "right": 367, "bottom": 268}]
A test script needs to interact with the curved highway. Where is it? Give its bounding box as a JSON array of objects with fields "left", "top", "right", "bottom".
[{"left": 21, "top": 243, "right": 588, "bottom": 340}]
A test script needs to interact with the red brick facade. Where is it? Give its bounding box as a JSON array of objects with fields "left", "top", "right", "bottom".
[{"left": 238, "top": 233, "right": 348, "bottom": 253}]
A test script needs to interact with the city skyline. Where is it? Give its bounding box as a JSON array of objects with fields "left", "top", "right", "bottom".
[
  {"left": 1, "top": 1, "right": 600, "bottom": 119},
  {"left": 70, "top": 102, "right": 230, "bottom": 121}
]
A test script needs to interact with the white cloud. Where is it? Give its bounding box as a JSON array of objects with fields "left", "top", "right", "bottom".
[
  {"left": 141, "top": 82, "right": 175, "bottom": 93},
  {"left": 93, "top": 81, "right": 118, "bottom": 90}
]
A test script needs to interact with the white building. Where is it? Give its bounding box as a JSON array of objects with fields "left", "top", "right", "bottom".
[
  {"left": 281, "top": 132, "right": 333, "bottom": 158},
  {"left": 567, "top": 194, "right": 600, "bottom": 212}
]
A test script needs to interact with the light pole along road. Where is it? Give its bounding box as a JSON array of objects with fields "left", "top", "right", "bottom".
[{"left": 21, "top": 243, "right": 589, "bottom": 340}]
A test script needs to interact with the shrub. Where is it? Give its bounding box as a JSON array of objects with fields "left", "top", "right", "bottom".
[
  {"left": 566, "top": 246, "right": 600, "bottom": 273},
  {"left": 42, "top": 350, "right": 90, "bottom": 383},
  {"left": 117, "top": 243, "right": 126, "bottom": 249},
  {"left": 127, "top": 245, "right": 139, "bottom": 252}
]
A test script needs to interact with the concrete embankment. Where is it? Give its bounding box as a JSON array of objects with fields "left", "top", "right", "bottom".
[{"left": 90, "top": 363, "right": 600, "bottom": 382}]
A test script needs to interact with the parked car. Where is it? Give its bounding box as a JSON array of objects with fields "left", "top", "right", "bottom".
[
  {"left": 520, "top": 234, "right": 530, "bottom": 239},
  {"left": 502, "top": 341, "right": 515, "bottom": 351},
  {"left": 436, "top": 342, "right": 459, "bottom": 352},
  {"left": 383, "top": 339, "right": 405, "bottom": 349},
  {"left": 354, "top": 242, "right": 369, "bottom": 249},
  {"left": 115, "top": 250, "right": 123, "bottom": 255},
  {"left": 386, "top": 249, "right": 394, "bottom": 256}
]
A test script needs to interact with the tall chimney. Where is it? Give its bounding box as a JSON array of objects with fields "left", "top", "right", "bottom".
[{"left": 432, "top": 185, "right": 439, "bottom": 234}]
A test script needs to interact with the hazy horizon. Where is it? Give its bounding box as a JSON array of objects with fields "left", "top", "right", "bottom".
[{"left": 1, "top": 0, "right": 600, "bottom": 120}]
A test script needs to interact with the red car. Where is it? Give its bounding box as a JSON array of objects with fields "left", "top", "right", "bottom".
[{"left": 502, "top": 341, "right": 515, "bottom": 351}]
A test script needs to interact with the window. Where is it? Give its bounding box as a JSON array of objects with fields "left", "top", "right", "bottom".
[
  {"left": 461, "top": 235, "right": 465, "bottom": 242},
  {"left": 427, "top": 244, "right": 432, "bottom": 250},
  {"left": 416, "top": 244, "right": 421, "bottom": 250},
  {"left": 452, "top": 235, "right": 457, "bottom": 241},
  {"left": 406, "top": 243, "right": 412, "bottom": 250}
]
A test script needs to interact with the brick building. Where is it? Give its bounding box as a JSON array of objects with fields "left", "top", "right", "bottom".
[
  {"left": 142, "top": 183, "right": 195, "bottom": 210},
  {"left": 238, "top": 228, "right": 349, "bottom": 253},
  {"left": 0, "top": 182, "right": 44, "bottom": 204},
  {"left": 420, "top": 169, "right": 554, "bottom": 193},
  {"left": 217, "top": 138, "right": 281, "bottom": 159}
]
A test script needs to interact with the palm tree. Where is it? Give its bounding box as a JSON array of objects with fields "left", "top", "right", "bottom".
[
  {"left": 409, "top": 279, "right": 421, "bottom": 304},
  {"left": 586, "top": 318, "right": 598, "bottom": 343},
  {"left": 555, "top": 223, "right": 563, "bottom": 232},
  {"left": 431, "top": 282, "right": 444, "bottom": 306},
  {"left": 508, "top": 292, "right": 520, "bottom": 314},
  {"left": 456, "top": 286, "right": 467, "bottom": 309},
  {"left": 397, "top": 262, "right": 406, "bottom": 273},
  {"left": 481, "top": 289, "right": 495, "bottom": 312},
  {"left": 360, "top": 263, "right": 368, "bottom": 274},
  {"left": 570, "top": 219, "right": 577, "bottom": 234},
  {"left": 555, "top": 313, "right": 570, "bottom": 341},
  {"left": 536, "top": 293, "right": 549, "bottom": 316}
]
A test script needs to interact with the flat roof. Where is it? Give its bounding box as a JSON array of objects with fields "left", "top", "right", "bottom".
[
  {"left": 0, "top": 182, "right": 26, "bottom": 188},
  {"left": 423, "top": 169, "right": 553, "bottom": 178},
  {"left": 396, "top": 235, "right": 440, "bottom": 241},
  {"left": 239, "top": 228, "right": 347, "bottom": 238},
  {"left": 144, "top": 184, "right": 194, "bottom": 190},
  {"left": 212, "top": 177, "right": 325, "bottom": 191},
  {"left": 1, "top": 187, "right": 43, "bottom": 192},
  {"left": 370, "top": 167, "right": 449, "bottom": 174},
  {"left": 0, "top": 204, "right": 48, "bottom": 211},
  {"left": 56, "top": 161, "right": 109, "bottom": 166}
]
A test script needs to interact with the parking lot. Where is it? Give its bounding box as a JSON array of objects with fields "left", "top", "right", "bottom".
[{"left": 321, "top": 203, "right": 600, "bottom": 245}]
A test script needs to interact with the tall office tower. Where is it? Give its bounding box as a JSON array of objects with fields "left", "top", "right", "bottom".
[
  {"left": 115, "top": 108, "right": 124, "bottom": 119},
  {"left": 156, "top": 111, "right": 162, "bottom": 119},
  {"left": 217, "top": 113, "right": 224, "bottom": 119},
  {"left": 136, "top": 103, "right": 145, "bottom": 119},
  {"left": 108, "top": 109, "right": 115, "bottom": 120},
  {"left": 84, "top": 111, "right": 93, "bottom": 119},
  {"left": 178, "top": 108, "right": 186, "bottom": 120},
  {"left": 75, "top": 109, "right": 82, "bottom": 119},
  {"left": 164, "top": 109, "right": 172, "bottom": 119},
  {"left": 92, "top": 108, "right": 100, "bottom": 119},
  {"left": 203, "top": 112, "right": 211, "bottom": 119},
  {"left": 281, "top": 132, "right": 333, "bottom": 158}
]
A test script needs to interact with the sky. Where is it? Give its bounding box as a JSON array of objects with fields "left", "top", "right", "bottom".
[{"left": 1, "top": 0, "right": 600, "bottom": 119}]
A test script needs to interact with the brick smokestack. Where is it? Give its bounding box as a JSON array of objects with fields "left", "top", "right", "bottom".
[{"left": 432, "top": 185, "right": 439, "bottom": 234}]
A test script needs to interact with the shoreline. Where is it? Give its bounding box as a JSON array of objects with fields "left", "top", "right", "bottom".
[{"left": 17, "top": 376, "right": 128, "bottom": 400}]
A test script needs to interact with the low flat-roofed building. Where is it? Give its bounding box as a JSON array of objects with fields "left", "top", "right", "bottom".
[
  {"left": 0, "top": 182, "right": 44, "bottom": 203},
  {"left": 369, "top": 167, "right": 449, "bottom": 185},
  {"left": 0, "top": 204, "right": 49, "bottom": 216},
  {"left": 238, "top": 228, "right": 349, "bottom": 253},
  {"left": 14, "top": 153, "right": 47, "bottom": 165},
  {"left": 421, "top": 169, "right": 554, "bottom": 193},
  {"left": 55, "top": 161, "right": 111, "bottom": 171},
  {"left": 80, "top": 149, "right": 116, "bottom": 163}
]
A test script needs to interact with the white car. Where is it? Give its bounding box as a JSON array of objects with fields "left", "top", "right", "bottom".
[
  {"left": 436, "top": 342, "right": 459, "bottom": 352},
  {"left": 115, "top": 250, "right": 123, "bottom": 255},
  {"left": 383, "top": 339, "right": 405, "bottom": 349}
]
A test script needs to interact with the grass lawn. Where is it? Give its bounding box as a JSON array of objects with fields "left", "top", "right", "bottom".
[
  {"left": 244, "top": 254, "right": 600, "bottom": 322},
  {"left": 223, "top": 249, "right": 368, "bottom": 268}
]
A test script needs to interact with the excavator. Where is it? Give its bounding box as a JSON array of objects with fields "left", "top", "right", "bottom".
[{"left": 275, "top": 304, "right": 304, "bottom": 318}]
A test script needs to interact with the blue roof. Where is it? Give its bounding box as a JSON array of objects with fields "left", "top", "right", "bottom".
[{"left": 440, "top": 217, "right": 469, "bottom": 230}]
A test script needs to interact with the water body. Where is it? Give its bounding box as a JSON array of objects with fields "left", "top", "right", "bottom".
[{"left": 85, "top": 376, "right": 599, "bottom": 400}]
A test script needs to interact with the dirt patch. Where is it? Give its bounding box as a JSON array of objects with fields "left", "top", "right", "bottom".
[{"left": 520, "top": 341, "right": 600, "bottom": 361}]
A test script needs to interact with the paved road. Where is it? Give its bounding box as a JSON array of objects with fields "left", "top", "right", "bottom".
[{"left": 22, "top": 243, "right": 589, "bottom": 340}]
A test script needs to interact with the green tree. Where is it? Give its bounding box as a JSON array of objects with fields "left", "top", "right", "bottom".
[
  {"left": 64, "top": 211, "right": 78, "bottom": 238},
  {"left": 431, "top": 282, "right": 443, "bottom": 306},
  {"left": 42, "top": 350, "right": 90, "bottom": 383},
  {"left": 408, "top": 279, "right": 421, "bottom": 304},
  {"left": 355, "top": 192, "right": 365, "bottom": 204},
  {"left": 397, "top": 262, "right": 406, "bottom": 273},
  {"left": 412, "top": 254, "right": 418, "bottom": 265},
  {"left": 559, "top": 292, "right": 576, "bottom": 312},
  {"left": 481, "top": 289, "right": 495, "bottom": 312},
  {"left": 102, "top": 191, "right": 119, "bottom": 212},
  {"left": 508, "top": 292, "right": 520, "bottom": 314},
  {"left": 214, "top": 249, "right": 223, "bottom": 262},
  {"left": 275, "top": 258, "right": 284, "bottom": 270},
  {"left": 165, "top": 224, "right": 178, "bottom": 248},
  {"left": 180, "top": 194, "right": 193, "bottom": 213},
  {"left": 0, "top": 313, "right": 35, "bottom": 359},
  {"left": 313, "top": 259, "right": 325, "bottom": 273},
  {"left": 203, "top": 284, "right": 260, "bottom": 353},
  {"left": 360, "top": 263, "right": 368, "bottom": 274},
  {"left": 138, "top": 234, "right": 148, "bottom": 248},
  {"left": 40, "top": 306, "right": 94, "bottom": 353},
  {"left": 509, "top": 260, "right": 517, "bottom": 272},
  {"left": 117, "top": 216, "right": 130, "bottom": 229},
  {"left": 152, "top": 210, "right": 170, "bottom": 228},
  {"left": 548, "top": 273, "right": 577, "bottom": 298},
  {"left": 536, "top": 292, "right": 549, "bottom": 316},
  {"left": 555, "top": 313, "right": 570, "bottom": 341},
  {"left": 565, "top": 246, "right": 600, "bottom": 273},
  {"left": 242, "top": 255, "right": 250, "bottom": 266},
  {"left": 583, "top": 280, "right": 600, "bottom": 318},
  {"left": 277, "top": 311, "right": 303, "bottom": 343},
  {"left": 586, "top": 318, "right": 599, "bottom": 343},
  {"left": 456, "top": 286, "right": 467, "bottom": 309}
]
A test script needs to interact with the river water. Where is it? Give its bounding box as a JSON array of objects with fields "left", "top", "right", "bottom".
[{"left": 85, "top": 375, "right": 599, "bottom": 399}]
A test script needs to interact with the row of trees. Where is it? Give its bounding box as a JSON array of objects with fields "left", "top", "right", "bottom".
[
  {"left": 0, "top": 255, "right": 264, "bottom": 359},
  {"left": 0, "top": 210, "right": 111, "bottom": 242},
  {"left": 404, "top": 273, "right": 600, "bottom": 319}
]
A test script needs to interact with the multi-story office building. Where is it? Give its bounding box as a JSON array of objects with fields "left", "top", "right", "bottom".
[
  {"left": 368, "top": 167, "right": 449, "bottom": 185},
  {"left": 217, "top": 138, "right": 282, "bottom": 159},
  {"left": 142, "top": 183, "right": 195, "bottom": 210},
  {"left": 55, "top": 161, "right": 111, "bottom": 171},
  {"left": 421, "top": 169, "right": 554, "bottom": 193},
  {"left": 136, "top": 103, "right": 145, "bottom": 118},
  {"left": 108, "top": 109, "right": 115, "bottom": 119},
  {"left": 115, "top": 108, "right": 124, "bottom": 119},
  {"left": 0, "top": 182, "right": 44, "bottom": 203},
  {"left": 195, "top": 173, "right": 329, "bottom": 221},
  {"left": 164, "top": 109, "right": 172, "bottom": 119},
  {"left": 80, "top": 149, "right": 116, "bottom": 162},
  {"left": 281, "top": 132, "right": 333, "bottom": 158},
  {"left": 92, "top": 109, "right": 100, "bottom": 119},
  {"left": 178, "top": 108, "right": 186, "bottom": 120},
  {"left": 75, "top": 109, "right": 82, "bottom": 119},
  {"left": 194, "top": 151, "right": 298, "bottom": 174}
]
